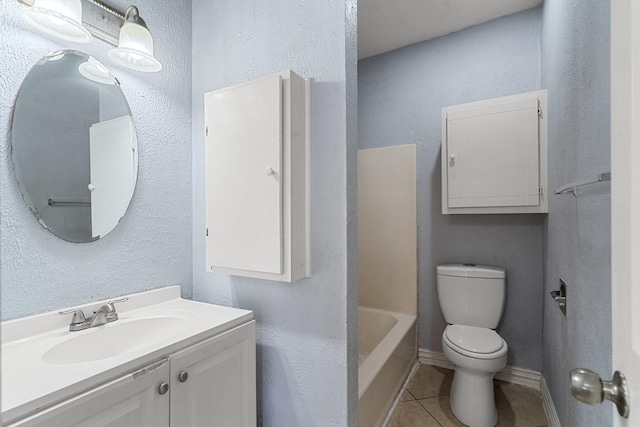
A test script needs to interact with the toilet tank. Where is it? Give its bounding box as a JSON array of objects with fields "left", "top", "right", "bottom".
[{"left": 437, "top": 264, "right": 506, "bottom": 329}]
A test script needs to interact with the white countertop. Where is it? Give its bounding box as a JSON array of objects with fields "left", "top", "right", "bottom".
[{"left": 1, "top": 286, "right": 253, "bottom": 424}]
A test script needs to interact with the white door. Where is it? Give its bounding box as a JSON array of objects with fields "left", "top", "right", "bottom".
[
  {"left": 89, "top": 115, "right": 137, "bottom": 238},
  {"left": 446, "top": 98, "right": 540, "bottom": 208},
  {"left": 170, "top": 321, "right": 256, "bottom": 427},
  {"left": 8, "top": 359, "right": 169, "bottom": 427},
  {"left": 611, "top": 0, "right": 640, "bottom": 425},
  {"left": 205, "top": 75, "right": 283, "bottom": 274}
]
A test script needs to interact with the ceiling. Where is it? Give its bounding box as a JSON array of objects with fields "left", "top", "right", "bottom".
[{"left": 358, "top": 0, "right": 543, "bottom": 59}]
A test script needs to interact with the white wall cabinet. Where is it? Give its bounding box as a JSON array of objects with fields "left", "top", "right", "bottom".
[
  {"left": 9, "top": 322, "right": 256, "bottom": 427},
  {"left": 441, "top": 90, "right": 548, "bottom": 214},
  {"left": 204, "top": 70, "right": 310, "bottom": 282}
]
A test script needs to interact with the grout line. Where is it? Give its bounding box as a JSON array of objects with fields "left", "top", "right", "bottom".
[{"left": 415, "top": 397, "right": 445, "bottom": 427}]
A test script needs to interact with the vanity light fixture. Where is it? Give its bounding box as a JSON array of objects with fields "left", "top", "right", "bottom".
[
  {"left": 108, "top": 6, "right": 162, "bottom": 73},
  {"left": 18, "top": 0, "right": 162, "bottom": 73},
  {"left": 78, "top": 55, "right": 117, "bottom": 85},
  {"left": 20, "top": 0, "right": 92, "bottom": 44}
]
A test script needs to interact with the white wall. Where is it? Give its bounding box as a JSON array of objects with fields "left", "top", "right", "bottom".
[
  {"left": 0, "top": 0, "right": 193, "bottom": 320},
  {"left": 191, "top": 1, "right": 358, "bottom": 426}
]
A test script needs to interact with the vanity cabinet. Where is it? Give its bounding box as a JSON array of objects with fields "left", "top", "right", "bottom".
[
  {"left": 204, "top": 70, "right": 310, "bottom": 282},
  {"left": 441, "top": 90, "right": 548, "bottom": 214},
  {"left": 7, "top": 322, "right": 256, "bottom": 427},
  {"left": 170, "top": 321, "right": 256, "bottom": 426},
  {"left": 8, "top": 359, "right": 170, "bottom": 426}
]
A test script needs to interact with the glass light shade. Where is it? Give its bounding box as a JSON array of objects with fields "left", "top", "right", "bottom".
[
  {"left": 20, "top": 0, "right": 92, "bottom": 44},
  {"left": 108, "top": 22, "right": 162, "bottom": 72},
  {"left": 78, "top": 56, "right": 116, "bottom": 85}
]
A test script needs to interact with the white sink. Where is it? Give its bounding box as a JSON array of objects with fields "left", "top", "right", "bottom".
[{"left": 42, "top": 316, "right": 188, "bottom": 365}]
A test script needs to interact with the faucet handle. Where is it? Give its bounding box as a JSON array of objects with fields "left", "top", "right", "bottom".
[
  {"left": 102, "top": 297, "right": 129, "bottom": 320},
  {"left": 106, "top": 296, "right": 129, "bottom": 311},
  {"left": 59, "top": 308, "right": 86, "bottom": 324}
]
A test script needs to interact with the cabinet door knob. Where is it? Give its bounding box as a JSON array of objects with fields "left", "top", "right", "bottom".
[
  {"left": 158, "top": 382, "right": 169, "bottom": 395},
  {"left": 449, "top": 154, "right": 456, "bottom": 166},
  {"left": 265, "top": 167, "right": 277, "bottom": 176},
  {"left": 178, "top": 371, "right": 189, "bottom": 383}
]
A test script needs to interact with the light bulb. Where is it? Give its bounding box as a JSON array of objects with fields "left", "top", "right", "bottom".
[
  {"left": 20, "top": 0, "right": 92, "bottom": 44},
  {"left": 108, "top": 7, "right": 162, "bottom": 73}
]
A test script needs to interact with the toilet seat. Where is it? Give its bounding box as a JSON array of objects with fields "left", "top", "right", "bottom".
[{"left": 443, "top": 325, "right": 507, "bottom": 360}]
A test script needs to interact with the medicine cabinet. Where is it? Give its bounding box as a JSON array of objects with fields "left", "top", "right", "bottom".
[
  {"left": 204, "top": 70, "right": 310, "bottom": 282},
  {"left": 441, "top": 90, "right": 548, "bottom": 214}
]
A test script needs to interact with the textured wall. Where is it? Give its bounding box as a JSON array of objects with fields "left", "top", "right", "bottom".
[
  {"left": 191, "top": 1, "right": 358, "bottom": 426},
  {"left": 0, "top": 0, "right": 193, "bottom": 320},
  {"left": 359, "top": 9, "right": 544, "bottom": 370},
  {"left": 540, "top": 1, "right": 612, "bottom": 425}
]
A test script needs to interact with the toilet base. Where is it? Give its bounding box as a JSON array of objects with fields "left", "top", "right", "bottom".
[
  {"left": 449, "top": 368, "right": 498, "bottom": 427},
  {"left": 442, "top": 332, "right": 507, "bottom": 427}
]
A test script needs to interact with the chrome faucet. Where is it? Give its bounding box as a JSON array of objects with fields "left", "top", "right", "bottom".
[{"left": 59, "top": 297, "right": 129, "bottom": 332}]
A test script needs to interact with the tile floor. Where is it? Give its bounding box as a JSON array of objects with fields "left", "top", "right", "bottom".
[{"left": 387, "top": 365, "right": 549, "bottom": 427}]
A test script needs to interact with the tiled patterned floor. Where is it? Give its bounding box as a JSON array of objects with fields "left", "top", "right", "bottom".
[{"left": 387, "top": 365, "right": 549, "bottom": 427}]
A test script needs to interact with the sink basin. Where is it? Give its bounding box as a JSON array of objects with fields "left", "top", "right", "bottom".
[{"left": 42, "top": 316, "right": 188, "bottom": 365}]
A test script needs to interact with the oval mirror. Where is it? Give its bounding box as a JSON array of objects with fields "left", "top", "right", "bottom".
[{"left": 11, "top": 50, "right": 138, "bottom": 243}]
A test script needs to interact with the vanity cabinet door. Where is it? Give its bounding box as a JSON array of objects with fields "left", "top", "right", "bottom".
[
  {"left": 170, "top": 321, "right": 256, "bottom": 427},
  {"left": 8, "top": 359, "right": 170, "bottom": 427}
]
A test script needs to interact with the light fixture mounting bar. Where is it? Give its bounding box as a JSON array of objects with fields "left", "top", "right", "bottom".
[{"left": 17, "top": 0, "right": 125, "bottom": 46}]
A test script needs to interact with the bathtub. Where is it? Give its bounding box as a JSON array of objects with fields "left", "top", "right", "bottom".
[{"left": 358, "top": 307, "right": 417, "bottom": 427}]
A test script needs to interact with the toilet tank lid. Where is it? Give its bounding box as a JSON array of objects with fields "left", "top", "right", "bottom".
[{"left": 437, "top": 264, "right": 506, "bottom": 279}]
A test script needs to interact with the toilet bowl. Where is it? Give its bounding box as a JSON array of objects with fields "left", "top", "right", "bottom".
[
  {"left": 442, "top": 325, "right": 508, "bottom": 427},
  {"left": 436, "top": 264, "right": 508, "bottom": 427}
]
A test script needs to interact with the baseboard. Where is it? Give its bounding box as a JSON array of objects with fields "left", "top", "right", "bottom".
[
  {"left": 540, "top": 375, "right": 561, "bottom": 427},
  {"left": 418, "top": 348, "right": 541, "bottom": 390},
  {"left": 418, "top": 348, "right": 455, "bottom": 370}
]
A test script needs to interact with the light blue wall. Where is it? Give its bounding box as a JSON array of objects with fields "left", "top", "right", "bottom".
[
  {"left": 541, "top": 1, "right": 611, "bottom": 426},
  {"left": 191, "top": 1, "right": 358, "bottom": 426},
  {"left": 359, "top": 9, "right": 544, "bottom": 370},
  {"left": 0, "top": 0, "right": 193, "bottom": 320}
]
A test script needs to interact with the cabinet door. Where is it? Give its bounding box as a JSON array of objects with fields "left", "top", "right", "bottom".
[
  {"left": 446, "top": 98, "right": 540, "bottom": 208},
  {"left": 170, "top": 321, "right": 256, "bottom": 427},
  {"left": 205, "top": 75, "right": 283, "bottom": 274},
  {"left": 9, "top": 359, "right": 169, "bottom": 427}
]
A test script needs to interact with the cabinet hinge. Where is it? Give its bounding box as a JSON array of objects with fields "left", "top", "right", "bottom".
[
  {"left": 205, "top": 126, "right": 208, "bottom": 137},
  {"left": 206, "top": 228, "right": 208, "bottom": 237},
  {"left": 539, "top": 186, "right": 543, "bottom": 195}
]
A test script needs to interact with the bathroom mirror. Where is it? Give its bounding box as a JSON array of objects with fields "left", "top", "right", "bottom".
[{"left": 11, "top": 50, "right": 138, "bottom": 243}]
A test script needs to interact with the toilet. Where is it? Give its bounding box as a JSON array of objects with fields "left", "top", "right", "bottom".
[{"left": 437, "top": 264, "right": 508, "bottom": 427}]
